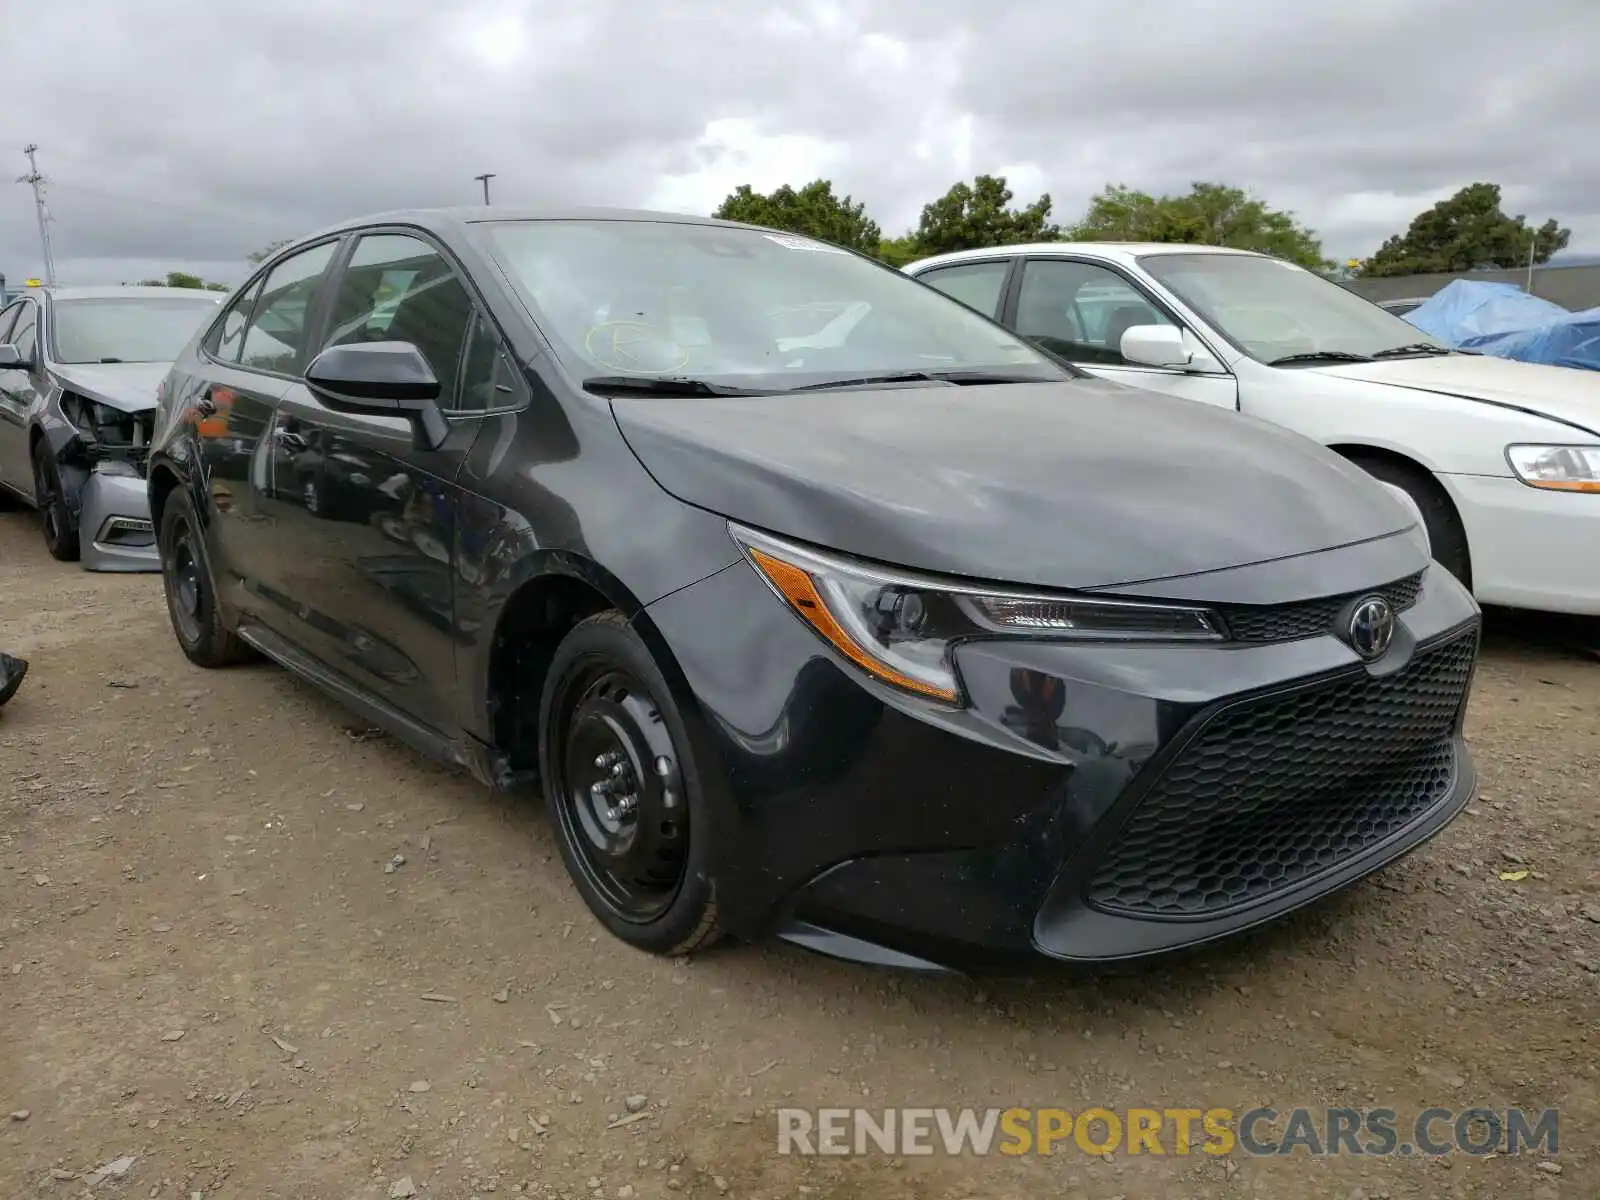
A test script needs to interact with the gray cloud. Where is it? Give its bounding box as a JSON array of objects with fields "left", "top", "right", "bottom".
[{"left": 4, "top": 0, "right": 1596, "bottom": 286}]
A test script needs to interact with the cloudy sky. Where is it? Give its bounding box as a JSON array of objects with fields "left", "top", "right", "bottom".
[{"left": 3, "top": 0, "right": 1596, "bottom": 287}]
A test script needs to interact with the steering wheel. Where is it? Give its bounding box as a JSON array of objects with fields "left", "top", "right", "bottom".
[{"left": 583, "top": 321, "right": 689, "bottom": 375}]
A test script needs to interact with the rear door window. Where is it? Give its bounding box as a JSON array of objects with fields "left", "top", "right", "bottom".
[
  {"left": 238, "top": 242, "right": 338, "bottom": 375},
  {"left": 916, "top": 260, "right": 1012, "bottom": 319}
]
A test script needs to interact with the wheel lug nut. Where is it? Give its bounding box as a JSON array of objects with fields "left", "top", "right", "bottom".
[
  {"left": 611, "top": 762, "right": 626, "bottom": 778},
  {"left": 655, "top": 755, "right": 671, "bottom": 777}
]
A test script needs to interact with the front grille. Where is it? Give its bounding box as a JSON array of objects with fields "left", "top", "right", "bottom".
[
  {"left": 1216, "top": 572, "right": 1424, "bottom": 644},
  {"left": 1085, "top": 629, "right": 1476, "bottom": 919}
]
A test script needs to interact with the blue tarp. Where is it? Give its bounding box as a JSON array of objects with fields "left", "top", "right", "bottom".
[{"left": 1403, "top": 279, "right": 1600, "bottom": 372}]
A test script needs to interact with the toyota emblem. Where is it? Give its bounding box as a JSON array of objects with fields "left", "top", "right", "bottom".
[{"left": 1346, "top": 595, "right": 1396, "bottom": 661}]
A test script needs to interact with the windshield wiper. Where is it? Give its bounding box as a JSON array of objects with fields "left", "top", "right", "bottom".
[
  {"left": 1266, "top": 351, "right": 1374, "bottom": 366},
  {"left": 581, "top": 375, "right": 775, "bottom": 398},
  {"left": 98, "top": 357, "right": 125, "bottom": 363},
  {"left": 1260, "top": 350, "right": 1376, "bottom": 364},
  {"left": 1371, "top": 343, "right": 1456, "bottom": 358},
  {"left": 784, "top": 369, "right": 1047, "bottom": 393}
]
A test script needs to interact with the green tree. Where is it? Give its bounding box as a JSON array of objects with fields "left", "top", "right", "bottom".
[
  {"left": 875, "top": 235, "right": 921, "bottom": 268},
  {"left": 911, "top": 174, "right": 1059, "bottom": 256},
  {"left": 712, "top": 180, "right": 883, "bottom": 254},
  {"left": 247, "top": 238, "right": 292, "bottom": 265},
  {"left": 137, "top": 270, "right": 230, "bottom": 291},
  {"left": 1072, "top": 182, "right": 1329, "bottom": 269},
  {"left": 1359, "top": 183, "right": 1570, "bottom": 277}
]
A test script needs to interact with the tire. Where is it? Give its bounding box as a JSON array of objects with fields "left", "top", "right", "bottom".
[
  {"left": 1348, "top": 454, "right": 1472, "bottom": 588},
  {"left": 31, "top": 439, "right": 82, "bottom": 562},
  {"left": 158, "top": 487, "right": 254, "bottom": 668},
  {"left": 538, "top": 610, "right": 721, "bottom": 956}
]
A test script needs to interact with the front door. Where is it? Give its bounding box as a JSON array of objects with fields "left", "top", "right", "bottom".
[
  {"left": 266, "top": 230, "right": 488, "bottom": 733},
  {"left": 1006, "top": 258, "right": 1239, "bottom": 410}
]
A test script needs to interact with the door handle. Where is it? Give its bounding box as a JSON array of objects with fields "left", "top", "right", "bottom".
[{"left": 194, "top": 392, "right": 217, "bottom": 417}]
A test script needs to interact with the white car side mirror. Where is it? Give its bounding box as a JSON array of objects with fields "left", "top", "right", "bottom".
[{"left": 1120, "top": 324, "right": 1192, "bottom": 369}]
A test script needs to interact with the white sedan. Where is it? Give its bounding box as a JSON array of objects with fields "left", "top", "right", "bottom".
[{"left": 904, "top": 243, "right": 1600, "bottom": 617}]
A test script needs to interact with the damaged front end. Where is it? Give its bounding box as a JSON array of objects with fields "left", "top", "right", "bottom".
[{"left": 58, "top": 394, "right": 160, "bottom": 572}]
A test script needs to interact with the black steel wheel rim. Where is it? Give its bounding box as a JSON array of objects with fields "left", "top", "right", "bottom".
[
  {"left": 166, "top": 524, "right": 205, "bottom": 644},
  {"left": 551, "top": 662, "right": 690, "bottom": 922}
]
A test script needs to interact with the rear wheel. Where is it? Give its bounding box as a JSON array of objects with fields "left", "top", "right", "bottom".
[
  {"left": 539, "top": 611, "right": 720, "bottom": 955},
  {"left": 31, "top": 440, "right": 82, "bottom": 562},
  {"left": 1348, "top": 454, "right": 1472, "bottom": 588},
  {"left": 158, "top": 488, "right": 254, "bottom": 668}
]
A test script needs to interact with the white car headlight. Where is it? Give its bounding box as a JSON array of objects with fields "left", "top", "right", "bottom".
[
  {"left": 1505, "top": 444, "right": 1600, "bottom": 493},
  {"left": 731, "top": 524, "right": 1223, "bottom": 706}
]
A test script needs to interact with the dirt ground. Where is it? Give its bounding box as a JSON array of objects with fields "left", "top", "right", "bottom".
[{"left": 1, "top": 508, "right": 1597, "bottom": 1200}]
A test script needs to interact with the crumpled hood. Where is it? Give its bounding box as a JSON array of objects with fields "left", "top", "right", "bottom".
[
  {"left": 1313, "top": 354, "right": 1600, "bottom": 435},
  {"left": 611, "top": 377, "right": 1415, "bottom": 592},
  {"left": 49, "top": 362, "right": 170, "bottom": 413}
]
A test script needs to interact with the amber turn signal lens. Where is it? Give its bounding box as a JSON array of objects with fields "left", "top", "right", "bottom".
[{"left": 746, "top": 547, "right": 959, "bottom": 702}]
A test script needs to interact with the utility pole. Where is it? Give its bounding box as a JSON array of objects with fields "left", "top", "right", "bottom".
[
  {"left": 474, "top": 172, "right": 496, "bottom": 205},
  {"left": 18, "top": 144, "right": 58, "bottom": 287}
]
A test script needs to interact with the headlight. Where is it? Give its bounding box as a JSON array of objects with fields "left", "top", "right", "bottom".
[
  {"left": 730, "top": 524, "right": 1223, "bottom": 706},
  {"left": 1505, "top": 444, "right": 1600, "bottom": 493}
]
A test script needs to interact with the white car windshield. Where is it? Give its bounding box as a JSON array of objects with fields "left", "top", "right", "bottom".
[
  {"left": 51, "top": 295, "right": 222, "bottom": 364},
  {"left": 1139, "top": 253, "right": 1449, "bottom": 364},
  {"left": 481, "top": 219, "right": 1065, "bottom": 391}
]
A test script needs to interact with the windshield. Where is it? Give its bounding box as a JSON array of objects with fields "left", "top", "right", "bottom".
[
  {"left": 1138, "top": 253, "right": 1448, "bottom": 363},
  {"left": 480, "top": 219, "right": 1066, "bottom": 390},
  {"left": 51, "top": 295, "right": 222, "bottom": 365}
]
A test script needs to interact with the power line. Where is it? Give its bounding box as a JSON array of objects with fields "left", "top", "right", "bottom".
[{"left": 18, "top": 144, "right": 58, "bottom": 287}]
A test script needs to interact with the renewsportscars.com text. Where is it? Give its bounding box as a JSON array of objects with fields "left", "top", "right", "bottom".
[{"left": 776, "top": 1106, "right": 1559, "bottom": 1158}]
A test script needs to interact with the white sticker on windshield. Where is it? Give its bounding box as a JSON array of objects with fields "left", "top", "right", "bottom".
[{"left": 763, "top": 233, "right": 851, "bottom": 255}]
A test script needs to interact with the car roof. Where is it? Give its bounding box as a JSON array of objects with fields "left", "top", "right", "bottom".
[
  {"left": 31, "top": 285, "right": 225, "bottom": 302},
  {"left": 284, "top": 205, "right": 761, "bottom": 250},
  {"left": 904, "top": 241, "right": 1270, "bottom": 272}
]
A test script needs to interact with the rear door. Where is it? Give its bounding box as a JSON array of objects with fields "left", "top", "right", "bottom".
[
  {"left": 180, "top": 240, "right": 341, "bottom": 617},
  {"left": 265, "top": 229, "right": 488, "bottom": 731},
  {"left": 1002, "top": 257, "right": 1239, "bottom": 409},
  {"left": 0, "top": 299, "right": 43, "bottom": 494}
]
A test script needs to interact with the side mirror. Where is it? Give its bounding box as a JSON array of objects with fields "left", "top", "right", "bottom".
[
  {"left": 0, "top": 344, "right": 24, "bottom": 369},
  {"left": 305, "top": 341, "right": 447, "bottom": 451},
  {"left": 1119, "top": 324, "right": 1192, "bottom": 369}
]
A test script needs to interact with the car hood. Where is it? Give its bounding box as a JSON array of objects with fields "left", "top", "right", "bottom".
[
  {"left": 611, "top": 377, "right": 1414, "bottom": 592},
  {"left": 49, "top": 362, "right": 170, "bottom": 413},
  {"left": 1312, "top": 354, "right": 1600, "bottom": 435}
]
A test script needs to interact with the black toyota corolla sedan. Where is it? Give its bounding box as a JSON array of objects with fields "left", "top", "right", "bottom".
[{"left": 146, "top": 208, "right": 1481, "bottom": 970}]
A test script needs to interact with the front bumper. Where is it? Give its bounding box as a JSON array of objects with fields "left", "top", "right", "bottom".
[
  {"left": 79, "top": 470, "right": 159, "bottom": 573},
  {"left": 645, "top": 547, "right": 1481, "bottom": 971},
  {"left": 1442, "top": 472, "right": 1600, "bottom": 615}
]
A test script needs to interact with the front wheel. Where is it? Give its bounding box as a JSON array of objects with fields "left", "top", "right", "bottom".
[
  {"left": 31, "top": 440, "right": 81, "bottom": 562},
  {"left": 538, "top": 611, "right": 720, "bottom": 955},
  {"left": 1348, "top": 454, "right": 1472, "bottom": 588}
]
